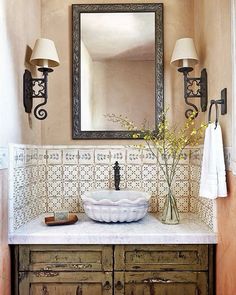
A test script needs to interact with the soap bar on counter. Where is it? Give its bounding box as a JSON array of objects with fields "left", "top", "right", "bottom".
[{"left": 54, "top": 211, "right": 69, "bottom": 221}]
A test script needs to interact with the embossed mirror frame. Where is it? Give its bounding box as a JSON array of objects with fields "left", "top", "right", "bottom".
[{"left": 72, "top": 3, "right": 164, "bottom": 139}]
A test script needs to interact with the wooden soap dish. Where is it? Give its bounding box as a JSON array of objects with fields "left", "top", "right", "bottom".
[{"left": 45, "top": 214, "right": 78, "bottom": 226}]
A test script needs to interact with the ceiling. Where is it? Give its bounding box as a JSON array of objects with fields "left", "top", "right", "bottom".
[{"left": 81, "top": 12, "right": 155, "bottom": 61}]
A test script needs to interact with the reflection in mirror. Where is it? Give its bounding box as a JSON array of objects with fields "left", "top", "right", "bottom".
[
  {"left": 81, "top": 12, "right": 155, "bottom": 131},
  {"left": 72, "top": 4, "right": 163, "bottom": 139}
]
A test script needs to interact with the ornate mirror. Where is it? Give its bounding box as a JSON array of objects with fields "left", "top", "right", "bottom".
[{"left": 72, "top": 4, "right": 163, "bottom": 139}]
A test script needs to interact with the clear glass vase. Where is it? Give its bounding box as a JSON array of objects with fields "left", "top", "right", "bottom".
[{"left": 161, "top": 188, "right": 180, "bottom": 224}]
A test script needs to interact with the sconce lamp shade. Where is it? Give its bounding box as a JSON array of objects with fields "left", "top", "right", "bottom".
[
  {"left": 30, "top": 38, "right": 60, "bottom": 68},
  {"left": 170, "top": 38, "right": 199, "bottom": 69}
]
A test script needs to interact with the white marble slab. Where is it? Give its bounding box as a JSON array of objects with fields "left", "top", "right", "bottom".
[{"left": 8, "top": 213, "right": 217, "bottom": 245}]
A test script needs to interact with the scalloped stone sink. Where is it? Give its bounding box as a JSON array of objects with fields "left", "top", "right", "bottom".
[{"left": 81, "top": 190, "right": 151, "bottom": 223}]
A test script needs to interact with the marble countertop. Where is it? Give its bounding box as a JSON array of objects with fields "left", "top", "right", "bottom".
[{"left": 8, "top": 213, "right": 217, "bottom": 245}]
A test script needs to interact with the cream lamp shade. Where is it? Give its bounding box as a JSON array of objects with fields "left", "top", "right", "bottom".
[
  {"left": 170, "top": 38, "right": 199, "bottom": 68},
  {"left": 30, "top": 38, "right": 60, "bottom": 68}
]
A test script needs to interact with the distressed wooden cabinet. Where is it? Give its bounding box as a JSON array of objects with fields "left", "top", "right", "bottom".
[{"left": 13, "top": 244, "right": 214, "bottom": 295}]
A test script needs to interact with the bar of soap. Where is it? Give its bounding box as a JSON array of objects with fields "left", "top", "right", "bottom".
[{"left": 54, "top": 211, "right": 69, "bottom": 221}]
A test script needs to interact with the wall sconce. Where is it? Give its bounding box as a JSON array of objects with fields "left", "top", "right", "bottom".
[
  {"left": 171, "top": 38, "right": 208, "bottom": 118},
  {"left": 23, "top": 38, "right": 60, "bottom": 120}
]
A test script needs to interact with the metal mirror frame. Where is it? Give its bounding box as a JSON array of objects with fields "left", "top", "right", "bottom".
[{"left": 72, "top": 3, "right": 164, "bottom": 139}]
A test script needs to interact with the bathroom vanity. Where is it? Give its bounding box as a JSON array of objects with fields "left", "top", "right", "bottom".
[{"left": 10, "top": 214, "right": 216, "bottom": 295}]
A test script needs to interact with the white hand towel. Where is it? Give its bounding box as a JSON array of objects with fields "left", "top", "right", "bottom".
[{"left": 199, "top": 123, "right": 227, "bottom": 199}]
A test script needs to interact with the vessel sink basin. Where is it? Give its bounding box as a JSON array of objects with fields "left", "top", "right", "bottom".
[{"left": 81, "top": 190, "right": 151, "bottom": 223}]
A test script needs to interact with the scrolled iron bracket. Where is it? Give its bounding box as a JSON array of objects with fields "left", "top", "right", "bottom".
[
  {"left": 23, "top": 68, "right": 52, "bottom": 120},
  {"left": 182, "top": 68, "right": 208, "bottom": 118}
]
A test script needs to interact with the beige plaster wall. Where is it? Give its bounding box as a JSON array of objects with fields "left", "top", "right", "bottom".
[
  {"left": 91, "top": 60, "right": 155, "bottom": 130},
  {"left": 41, "top": 0, "right": 194, "bottom": 144},
  {"left": 194, "top": 0, "right": 232, "bottom": 146},
  {"left": 0, "top": 1, "right": 41, "bottom": 294}
]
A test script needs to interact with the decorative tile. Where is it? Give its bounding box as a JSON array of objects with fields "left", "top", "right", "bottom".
[
  {"left": 79, "top": 165, "right": 94, "bottom": 181},
  {"left": 95, "top": 181, "right": 110, "bottom": 190},
  {"left": 189, "top": 148, "right": 202, "bottom": 165},
  {"left": 142, "top": 165, "right": 158, "bottom": 181},
  {"left": 142, "top": 181, "right": 158, "bottom": 196},
  {"left": 173, "top": 181, "right": 189, "bottom": 197},
  {"left": 95, "top": 165, "right": 110, "bottom": 181},
  {"left": 176, "top": 197, "right": 189, "bottom": 212},
  {"left": 148, "top": 196, "right": 158, "bottom": 212},
  {"left": 14, "top": 148, "right": 25, "bottom": 167},
  {"left": 158, "top": 197, "right": 166, "bottom": 212},
  {"left": 47, "top": 165, "right": 63, "bottom": 181},
  {"left": 127, "top": 165, "right": 142, "bottom": 181},
  {"left": 127, "top": 180, "right": 142, "bottom": 190},
  {"left": 174, "top": 165, "right": 189, "bottom": 181},
  {"left": 158, "top": 181, "right": 169, "bottom": 197},
  {"left": 48, "top": 197, "right": 64, "bottom": 212},
  {"left": 63, "top": 197, "right": 79, "bottom": 212},
  {"left": 95, "top": 149, "right": 110, "bottom": 164},
  {"left": 79, "top": 181, "right": 95, "bottom": 195},
  {"left": 190, "top": 165, "right": 201, "bottom": 181},
  {"left": 38, "top": 149, "right": 47, "bottom": 165},
  {"left": 31, "top": 183, "right": 38, "bottom": 200},
  {"left": 13, "top": 168, "right": 25, "bottom": 186},
  {"left": 127, "top": 148, "right": 142, "bottom": 164},
  {"left": 110, "top": 149, "right": 126, "bottom": 164},
  {"left": 190, "top": 181, "right": 199, "bottom": 197},
  {"left": 64, "top": 182, "right": 79, "bottom": 197},
  {"left": 63, "top": 149, "right": 79, "bottom": 164},
  {"left": 47, "top": 181, "right": 63, "bottom": 197},
  {"left": 79, "top": 149, "right": 94, "bottom": 164},
  {"left": 143, "top": 149, "right": 157, "bottom": 164},
  {"left": 31, "top": 166, "right": 38, "bottom": 182},
  {"left": 38, "top": 182, "right": 47, "bottom": 197},
  {"left": 178, "top": 149, "right": 190, "bottom": 164},
  {"left": 189, "top": 197, "right": 197, "bottom": 213},
  {"left": 47, "top": 149, "right": 62, "bottom": 164},
  {"left": 38, "top": 165, "right": 46, "bottom": 181},
  {"left": 25, "top": 148, "right": 37, "bottom": 166},
  {"left": 63, "top": 165, "right": 79, "bottom": 181},
  {"left": 24, "top": 167, "right": 32, "bottom": 185}
]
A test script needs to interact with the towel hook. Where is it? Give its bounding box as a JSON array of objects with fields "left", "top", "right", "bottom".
[
  {"left": 208, "top": 88, "right": 227, "bottom": 129},
  {"left": 208, "top": 101, "right": 219, "bottom": 129}
]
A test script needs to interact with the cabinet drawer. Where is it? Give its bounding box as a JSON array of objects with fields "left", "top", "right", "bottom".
[
  {"left": 19, "top": 245, "right": 113, "bottom": 272},
  {"left": 114, "top": 271, "right": 208, "bottom": 295},
  {"left": 115, "top": 245, "right": 208, "bottom": 271}
]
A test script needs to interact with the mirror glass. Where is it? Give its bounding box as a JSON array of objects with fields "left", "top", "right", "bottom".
[{"left": 72, "top": 4, "right": 163, "bottom": 139}]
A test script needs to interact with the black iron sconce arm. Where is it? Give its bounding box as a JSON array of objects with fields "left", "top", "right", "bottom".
[
  {"left": 23, "top": 68, "right": 52, "bottom": 120},
  {"left": 180, "top": 68, "right": 208, "bottom": 118}
]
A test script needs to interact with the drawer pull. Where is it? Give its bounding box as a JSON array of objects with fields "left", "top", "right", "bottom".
[
  {"left": 143, "top": 278, "right": 172, "bottom": 284},
  {"left": 42, "top": 286, "right": 49, "bottom": 295},
  {"left": 76, "top": 286, "right": 82, "bottom": 295},
  {"left": 34, "top": 271, "right": 59, "bottom": 278},
  {"left": 72, "top": 263, "right": 92, "bottom": 269},
  {"left": 103, "top": 281, "right": 112, "bottom": 290},
  {"left": 115, "top": 281, "right": 124, "bottom": 290}
]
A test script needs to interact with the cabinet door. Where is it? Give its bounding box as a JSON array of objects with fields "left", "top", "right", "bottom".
[
  {"left": 19, "top": 271, "right": 112, "bottom": 295},
  {"left": 114, "top": 271, "right": 208, "bottom": 295}
]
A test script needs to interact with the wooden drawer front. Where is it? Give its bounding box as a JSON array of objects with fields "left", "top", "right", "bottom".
[
  {"left": 19, "top": 271, "right": 112, "bottom": 295},
  {"left": 114, "top": 271, "right": 208, "bottom": 295},
  {"left": 19, "top": 245, "right": 113, "bottom": 272},
  {"left": 115, "top": 245, "right": 208, "bottom": 271}
]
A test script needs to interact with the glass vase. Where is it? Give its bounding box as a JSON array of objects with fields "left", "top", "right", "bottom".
[{"left": 161, "top": 188, "right": 180, "bottom": 225}]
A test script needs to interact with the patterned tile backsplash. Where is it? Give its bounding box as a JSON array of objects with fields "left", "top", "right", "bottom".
[{"left": 8, "top": 144, "right": 217, "bottom": 232}]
